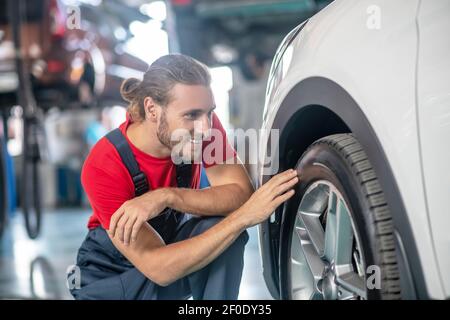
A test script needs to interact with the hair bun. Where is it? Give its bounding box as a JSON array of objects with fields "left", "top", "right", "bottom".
[{"left": 120, "top": 78, "right": 141, "bottom": 102}]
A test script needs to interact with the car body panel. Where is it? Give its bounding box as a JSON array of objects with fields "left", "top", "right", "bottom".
[
  {"left": 416, "top": 0, "right": 450, "bottom": 297},
  {"left": 258, "top": 0, "right": 447, "bottom": 299}
]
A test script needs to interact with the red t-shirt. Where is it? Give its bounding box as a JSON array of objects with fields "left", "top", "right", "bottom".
[{"left": 82, "top": 112, "right": 236, "bottom": 230}]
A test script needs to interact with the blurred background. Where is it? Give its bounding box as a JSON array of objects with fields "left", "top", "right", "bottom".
[{"left": 0, "top": 0, "right": 331, "bottom": 299}]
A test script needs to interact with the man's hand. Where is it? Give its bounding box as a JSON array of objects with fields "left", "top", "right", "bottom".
[
  {"left": 165, "top": 161, "right": 254, "bottom": 218},
  {"left": 236, "top": 169, "right": 299, "bottom": 228},
  {"left": 108, "top": 188, "right": 170, "bottom": 245}
]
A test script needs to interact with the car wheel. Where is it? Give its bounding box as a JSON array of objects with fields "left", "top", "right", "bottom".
[
  {"left": 279, "top": 133, "right": 401, "bottom": 300},
  {"left": 22, "top": 115, "right": 43, "bottom": 239}
]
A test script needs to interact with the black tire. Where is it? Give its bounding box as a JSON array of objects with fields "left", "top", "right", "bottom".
[
  {"left": 30, "top": 256, "right": 61, "bottom": 299},
  {"left": 22, "top": 159, "right": 41, "bottom": 239},
  {"left": 280, "top": 133, "right": 401, "bottom": 300},
  {"left": 22, "top": 120, "right": 42, "bottom": 239},
  {"left": 9, "top": 0, "right": 43, "bottom": 239}
]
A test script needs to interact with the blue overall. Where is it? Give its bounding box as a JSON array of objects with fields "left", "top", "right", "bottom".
[{"left": 68, "top": 129, "right": 249, "bottom": 300}]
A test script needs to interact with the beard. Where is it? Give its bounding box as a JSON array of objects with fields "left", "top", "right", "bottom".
[
  {"left": 157, "top": 110, "right": 202, "bottom": 163},
  {"left": 156, "top": 110, "right": 175, "bottom": 149}
]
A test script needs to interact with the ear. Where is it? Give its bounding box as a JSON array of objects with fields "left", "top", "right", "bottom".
[{"left": 143, "top": 97, "right": 158, "bottom": 122}]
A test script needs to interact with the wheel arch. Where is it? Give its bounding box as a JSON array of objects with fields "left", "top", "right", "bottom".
[{"left": 260, "top": 76, "right": 427, "bottom": 299}]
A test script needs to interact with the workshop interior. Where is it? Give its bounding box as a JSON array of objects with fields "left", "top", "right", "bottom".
[{"left": 0, "top": 0, "right": 449, "bottom": 300}]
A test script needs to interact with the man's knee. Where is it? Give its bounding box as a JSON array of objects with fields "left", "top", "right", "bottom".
[
  {"left": 230, "top": 229, "right": 250, "bottom": 252},
  {"left": 238, "top": 229, "right": 249, "bottom": 246}
]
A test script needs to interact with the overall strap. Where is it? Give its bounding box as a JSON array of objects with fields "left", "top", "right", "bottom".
[
  {"left": 105, "top": 128, "right": 149, "bottom": 196},
  {"left": 106, "top": 128, "right": 193, "bottom": 193},
  {"left": 175, "top": 163, "right": 192, "bottom": 189}
]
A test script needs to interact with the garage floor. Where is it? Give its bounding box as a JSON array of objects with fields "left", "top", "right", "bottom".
[{"left": 0, "top": 209, "right": 272, "bottom": 300}]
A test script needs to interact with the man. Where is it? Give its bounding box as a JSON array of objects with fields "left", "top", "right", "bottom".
[{"left": 69, "top": 54, "right": 298, "bottom": 300}]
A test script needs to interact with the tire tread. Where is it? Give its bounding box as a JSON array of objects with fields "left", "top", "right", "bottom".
[{"left": 308, "top": 133, "right": 401, "bottom": 299}]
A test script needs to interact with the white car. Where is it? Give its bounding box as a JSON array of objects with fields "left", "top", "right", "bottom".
[{"left": 257, "top": 0, "right": 449, "bottom": 300}]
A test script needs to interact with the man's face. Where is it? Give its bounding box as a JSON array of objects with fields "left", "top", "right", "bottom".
[{"left": 155, "top": 84, "right": 215, "bottom": 158}]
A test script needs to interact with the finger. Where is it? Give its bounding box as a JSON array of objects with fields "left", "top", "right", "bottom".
[
  {"left": 274, "top": 176, "right": 299, "bottom": 196},
  {"left": 263, "top": 169, "right": 297, "bottom": 194},
  {"left": 269, "top": 169, "right": 297, "bottom": 187},
  {"left": 130, "top": 218, "right": 143, "bottom": 243},
  {"left": 123, "top": 216, "right": 137, "bottom": 246},
  {"left": 273, "top": 189, "right": 295, "bottom": 207},
  {"left": 117, "top": 215, "right": 130, "bottom": 243},
  {"left": 276, "top": 169, "right": 298, "bottom": 183},
  {"left": 109, "top": 206, "right": 125, "bottom": 237}
]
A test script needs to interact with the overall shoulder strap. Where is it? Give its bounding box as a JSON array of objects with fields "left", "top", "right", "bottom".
[
  {"left": 175, "top": 163, "right": 192, "bottom": 189},
  {"left": 105, "top": 128, "right": 149, "bottom": 196},
  {"left": 106, "top": 128, "right": 193, "bottom": 195}
]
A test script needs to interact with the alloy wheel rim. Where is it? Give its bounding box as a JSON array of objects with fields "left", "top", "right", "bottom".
[{"left": 289, "top": 180, "right": 367, "bottom": 300}]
